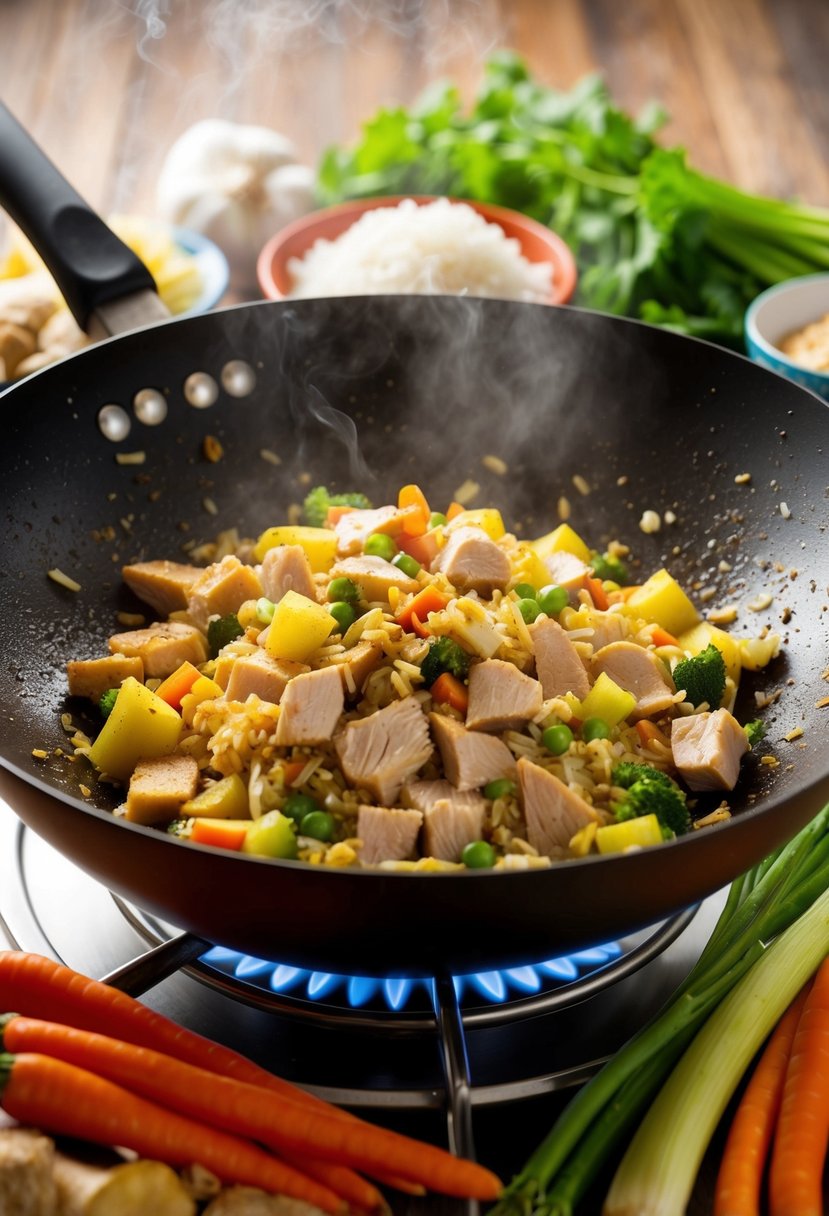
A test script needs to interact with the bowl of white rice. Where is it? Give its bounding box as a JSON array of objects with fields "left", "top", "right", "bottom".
[{"left": 256, "top": 195, "right": 577, "bottom": 306}]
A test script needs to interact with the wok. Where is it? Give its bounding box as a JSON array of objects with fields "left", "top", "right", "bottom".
[{"left": 1, "top": 105, "right": 828, "bottom": 978}]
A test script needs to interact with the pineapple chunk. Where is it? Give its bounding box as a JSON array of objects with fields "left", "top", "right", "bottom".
[
  {"left": 678, "top": 621, "right": 742, "bottom": 684},
  {"left": 529, "top": 523, "right": 591, "bottom": 564},
  {"left": 574, "top": 672, "right": 637, "bottom": 727},
  {"left": 88, "top": 677, "right": 181, "bottom": 781},
  {"left": 569, "top": 821, "right": 598, "bottom": 857},
  {"left": 445, "top": 508, "right": 506, "bottom": 541},
  {"left": 624, "top": 568, "right": 700, "bottom": 636},
  {"left": 253, "top": 525, "right": 337, "bottom": 572},
  {"left": 182, "top": 773, "right": 249, "bottom": 819},
  {"left": 596, "top": 814, "right": 663, "bottom": 854},
  {"left": 266, "top": 590, "right": 336, "bottom": 662}
]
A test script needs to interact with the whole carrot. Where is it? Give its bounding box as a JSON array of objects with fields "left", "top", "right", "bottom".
[
  {"left": 769, "top": 956, "right": 829, "bottom": 1216},
  {"left": 714, "top": 981, "right": 811, "bottom": 1216},
  {"left": 0, "top": 1052, "right": 344, "bottom": 1213},
  {"left": 0, "top": 1015, "right": 502, "bottom": 1201}
]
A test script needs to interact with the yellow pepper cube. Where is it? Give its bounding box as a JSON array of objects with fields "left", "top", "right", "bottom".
[
  {"left": 596, "top": 814, "right": 663, "bottom": 854},
  {"left": 678, "top": 622, "right": 742, "bottom": 685},
  {"left": 624, "top": 568, "right": 700, "bottom": 636},
  {"left": 511, "top": 545, "right": 554, "bottom": 591},
  {"left": 182, "top": 773, "right": 249, "bottom": 819},
  {"left": 445, "top": 508, "right": 505, "bottom": 541},
  {"left": 529, "top": 523, "right": 591, "bottom": 565},
  {"left": 180, "top": 675, "right": 225, "bottom": 726},
  {"left": 88, "top": 677, "right": 182, "bottom": 781},
  {"left": 575, "top": 672, "right": 637, "bottom": 727},
  {"left": 266, "top": 590, "right": 336, "bottom": 662},
  {"left": 253, "top": 526, "right": 338, "bottom": 572}
]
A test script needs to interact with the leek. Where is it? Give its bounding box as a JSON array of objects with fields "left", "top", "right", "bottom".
[
  {"left": 493, "top": 802, "right": 829, "bottom": 1216},
  {"left": 605, "top": 883, "right": 829, "bottom": 1215}
]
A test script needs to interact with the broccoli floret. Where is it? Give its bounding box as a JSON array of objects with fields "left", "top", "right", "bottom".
[
  {"left": 590, "top": 551, "right": 629, "bottom": 584},
  {"left": 745, "top": 719, "right": 766, "bottom": 748},
  {"left": 99, "top": 688, "right": 120, "bottom": 718},
  {"left": 611, "top": 762, "right": 691, "bottom": 837},
  {"left": 207, "top": 613, "right": 244, "bottom": 658},
  {"left": 302, "top": 486, "right": 372, "bottom": 528},
  {"left": 673, "top": 643, "right": 726, "bottom": 709},
  {"left": 420, "top": 637, "right": 471, "bottom": 687}
]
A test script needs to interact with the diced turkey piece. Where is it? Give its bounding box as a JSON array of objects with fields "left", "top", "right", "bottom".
[
  {"left": 530, "top": 617, "right": 591, "bottom": 700},
  {"left": 431, "top": 526, "right": 511, "bottom": 595},
  {"left": 592, "top": 640, "right": 676, "bottom": 719},
  {"left": 336, "top": 696, "right": 433, "bottom": 804},
  {"left": 588, "top": 609, "right": 630, "bottom": 651},
  {"left": 357, "top": 804, "right": 423, "bottom": 865},
  {"left": 121, "top": 559, "right": 202, "bottom": 616},
  {"left": 186, "top": 555, "right": 264, "bottom": 632},
  {"left": 543, "top": 551, "right": 589, "bottom": 599},
  {"left": 328, "top": 555, "right": 419, "bottom": 602},
  {"left": 258, "top": 544, "right": 316, "bottom": 603},
  {"left": 517, "top": 756, "right": 599, "bottom": 856},
  {"left": 401, "top": 778, "right": 488, "bottom": 818},
  {"left": 275, "top": 665, "right": 345, "bottom": 746},
  {"left": 66, "top": 653, "right": 144, "bottom": 701},
  {"left": 125, "top": 755, "right": 199, "bottom": 826},
  {"left": 466, "top": 659, "right": 543, "bottom": 732},
  {"left": 108, "top": 621, "right": 208, "bottom": 678},
  {"left": 225, "top": 652, "right": 310, "bottom": 705},
  {"left": 670, "top": 708, "right": 749, "bottom": 792},
  {"left": 327, "top": 639, "right": 384, "bottom": 697},
  {"left": 334, "top": 504, "right": 420, "bottom": 557},
  {"left": 422, "top": 797, "right": 485, "bottom": 862},
  {"left": 429, "top": 713, "right": 516, "bottom": 791}
]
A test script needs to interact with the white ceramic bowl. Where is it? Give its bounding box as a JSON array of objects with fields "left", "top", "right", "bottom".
[{"left": 744, "top": 273, "right": 829, "bottom": 399}]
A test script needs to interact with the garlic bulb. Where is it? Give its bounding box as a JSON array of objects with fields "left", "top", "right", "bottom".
[{"left": 156, "top": 119, "right": 316, "bottom": 290}]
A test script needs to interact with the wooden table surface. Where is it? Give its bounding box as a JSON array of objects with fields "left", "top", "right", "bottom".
[{"left": 2, "top": 0, "right": 829, "bottom": 283}]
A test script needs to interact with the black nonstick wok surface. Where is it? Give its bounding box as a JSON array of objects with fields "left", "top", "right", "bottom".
[{"left": 1, "top": 291, "right": 828, "bottom": 976}]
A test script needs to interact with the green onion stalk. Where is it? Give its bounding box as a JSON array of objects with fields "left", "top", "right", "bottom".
[{"left": 492, "top": 803, "right": 829, "bottom": 1216}]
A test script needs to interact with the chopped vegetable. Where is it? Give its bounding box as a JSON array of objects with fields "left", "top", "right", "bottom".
[
  {"left": 98, "top": 688, "right": 119, "bottom": 719},
  {"left": 492, "top": 803, "right": 829, "bottom": 1216},
  {"left": 327, "top": 576, "right": 361, "bottom": 604},
  {"left": 536, "top": 584, "right": 568, "bottom": 617},
  {"left": 461, "top": 840, "right": 496, "bottom": 869},
  {"left": 420, "top": 636, "right": 471, "bottom": 687},
  {"left": 542, "top": 724, "right": 574, "bottom": 756},
  {"left": 392, "top": 551, "right": 422, "bottom": 579},
  {"left": 242, "top": 810, "right": 298, "bottom": 859},
  {"left": 612, "top": 764, "right": 691, "bottom": 837},
  {"left": 430, "top": 671, "right": 469, "bottom": 713},
  {"left": 206, "top": 614, "right": 243, "bottom": 659},
  {"left": 155, "top": 660, "right": 202, "bottom": 711},
  {"left": 484, "top": 778, "right": 517, "bottom": 800},
  {"left": 590, "top": 551, "right": 629, "bottom": 584},
  {"left": 745, "top": 719, "right": 767, "bottom": 748},
  {"left": 300, "top": 810, "right": 335, "bottom": 841},
  {"left": 517, "top": 597, "right": 541, "bottom": 623},
  {"left": 302, "top": 485, "right": 372, "bottom": 529},
  {"left": 328, "top": 601, "right": 356, "bottom": 633},
  {"left": 190, "top": 818, "right": 252, "bottom": 851},
  {"left": 363, "top": 532, "right": 397, "bottom": 561},
  {"left": 673, "top": 642, "right": 727, "bottom": 709},
  {"left": 395, "top": 585, "right": 451, "bottom": 633},
  {"left": 581, "top": 717, "right": 611, "bottom": 742}
]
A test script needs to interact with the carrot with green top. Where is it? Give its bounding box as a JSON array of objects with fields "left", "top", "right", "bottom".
[
  {"left": 714, "top": 981, "right": 811, "bottom": 1216},
  {"left": 0, "top": 1051, "right": 344, "bottom": 1212},
  {"left": 768, "top": 956, "right": 829, "bottom": 1216},
  {"left": 0, "top": 1016, "right": 503, "bottom": 1200}
]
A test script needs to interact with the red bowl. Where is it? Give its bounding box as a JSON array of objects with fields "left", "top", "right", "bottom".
[{"left": 257, "top": 195, "right": 578, "bottom": 306}]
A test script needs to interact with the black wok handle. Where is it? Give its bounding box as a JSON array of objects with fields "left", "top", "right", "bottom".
[{"left": 0, "top": 102, "right": 159, "bottom": 331}]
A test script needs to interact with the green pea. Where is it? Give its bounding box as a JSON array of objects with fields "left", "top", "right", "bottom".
[
  {"left": 429, "top": 511, "right": 448, "bottom": 529},
  {"left": 542, "top": 724, "right": 574, "bottom": 755},
  {"left": 462, "top": 840, "right": 496, "bottom": 869},
  {"left": 282, "top": 792, "right": 319, "bottom": 822},
  {"left": 537, "top": 584, "right": 569, "bottom": 616},
  {"left": 255, "top": 597, "right": 276, "bottom": 625},
  {"left": 517, "top": 597, "right": 541, "bottom": 624},
  {"left": 329, "top": 601, "right": 355, "bottom": 633},
  {"left": 513, "top": 583, "right": 537, "bottom": 601},
  {"left": 582, "top": 717, "right": 611, "bottom": 741},
  {"left": 242, "top": 811, "right": 297, "bottom": 860},
  {"left": 327, "top": 577, "right": 360, "bottom": 605},
  {"left": 364, "top": 533, "right": 397, "bottom": 561},
  {"left": 300, "top": 810, "right": 335, "bottom": 842},
  {"left": 484, "top": 778, "right": 517, "bottom": 800},
  {"left": 392, "top": 552, "right": 421, "bottom": 578}
]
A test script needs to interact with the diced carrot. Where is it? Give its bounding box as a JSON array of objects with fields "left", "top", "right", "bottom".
[
  {"left": 430, "top": 673, "right": 469, "bottom": 714},
  {"left": 154, "top": 661, "right": 202, "bottom": 711},
  {"left": 584, "top": 575, "right": 609, "bottom": 611},
  {"left": 409, "top": 612, "right": 430, "bottom": 639},
  {"left": 616, "top": 585, "right": 642, "bottom": 602},
  {"left": 397, "top": 529, "right": 442, "bottom": 567},
  {"left": 636, "top": 720, "right": 670, "bottom": 750},
  {"left": 398, "top": 485, "right": 431, "bottom": 536},
  {"left": 190, "top": 819, "right": 249, "bottom": 851},
  {"left": 281, "top": 760, "right": 307, "bottom": 788},
  {"left": 325, "top": 505, "right": 357, "bottom": 527},
  {"left": 650, "top": 626, "right": 681, "bottom": 648},
  {"left": 445, "top": 501, "right": 465, "bottom": 521},
  {"left": 395, "top": 586, "right": 450, "bottom": 632}
]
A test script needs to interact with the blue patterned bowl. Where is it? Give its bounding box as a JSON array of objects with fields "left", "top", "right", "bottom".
[{"left": 745, "top": 274, "right": 829, "bottom": 400}]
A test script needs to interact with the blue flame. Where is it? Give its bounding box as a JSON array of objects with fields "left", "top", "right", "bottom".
[{"left": 201, "top": 941, "right": 624, "bottom": 1010}]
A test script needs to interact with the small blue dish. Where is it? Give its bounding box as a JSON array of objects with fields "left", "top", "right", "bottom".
[
  {"left": 173, "top": 226, "right": 230, "bottom": 314},
  {"left": 745, "top": 274, "right": 829, "bottom": 400}
]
